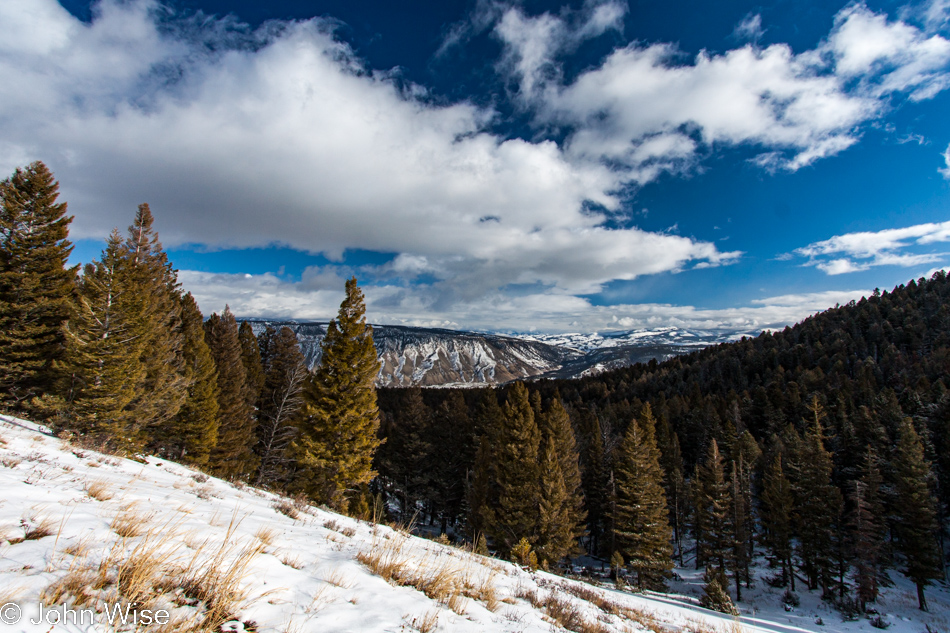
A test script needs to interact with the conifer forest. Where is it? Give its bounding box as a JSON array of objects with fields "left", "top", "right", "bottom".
[{"left": 2, "top": 160, "right": 949, "bottom": 624}]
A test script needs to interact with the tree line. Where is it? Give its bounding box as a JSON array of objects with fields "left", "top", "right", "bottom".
[
  {"left": 0, "top": 161, "right": 382, "bottom": 514},
  {"left": 374, "top": 274, "right": 950, "bottom": 613}
]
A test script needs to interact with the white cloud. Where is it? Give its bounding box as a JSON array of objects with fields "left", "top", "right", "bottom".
[
  {"left": 941, "top": 142, "right": 950, "bottom": 177},
  {"left": 795, "top": 220, "right": 950, "bottom": 274},
  {"left": 183, "top": 267, "right": 869, "bottom": 333},
  {"left": 0, "top": 0, "right": 735, "bottom": 301},
  {"left": 492, "top": 2, "right": 950, "bottom": 175},
  {"left": 733, "top": 14, "right": 765, "bottom": 43},
  {"left": 1, "top": 0, "right": 947, "bottom": 329}
]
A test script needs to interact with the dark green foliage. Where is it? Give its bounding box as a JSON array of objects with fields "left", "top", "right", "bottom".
[
  {"left": 65, "top": 231, "right": 148, "bottom": 451},
  {"left": 850, "top": 447, "right": 886, "bottom": 611},
  {"left": 0, "top": 162, "right": 75, "bottom": 414},
  {"left": 612, "top": 404, "right": 673, "bottom": 590},
  {"left": 238, "top": 321, "right": 265, "bottom": 410},
  {"left": 123, "top": 205, "right": 187, "bottom": 439},
  {"left": 696, "top": 440, "right": 734, "bottom": 589},
  {"left": 205, "top": 307, "right": 258, "bottom": 480},
  {"left": 793, "top": 398, "right": 843, "bottom": 594},
  {"left": 377, "top": 387, "right": 433, "bottom": 521},
  {"left": 892, "top": 419, "right": 941, "bottom": 611},
  {"left": 254, "top": 326, "right": 306, "bottom": 486},
  {"left": 161, "top": 292, "right": 219, "bottom": 465},
  {"left": 293, "top": 277, "right": 381, "bottom": 511},
  {"left": 492, "top": 381, "right": 541, "bottom": 553},
  {"left": 701, "top": 567, "right": 739, "bottom": 615},
  {"left": 760, "top": 452, "right": 794, "bottom": 589},
  {"left": 536, "top": 396, "right": 586, "bottom": 563}
]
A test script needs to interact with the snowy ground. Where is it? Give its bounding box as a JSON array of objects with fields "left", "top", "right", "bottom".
[{"left": 0, "top": 414, "right": 946, "bottom": 633}]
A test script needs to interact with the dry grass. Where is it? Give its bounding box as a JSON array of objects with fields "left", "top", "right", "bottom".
[
  {"left": 340, "top": 526, "right": 357, "bottom": 538},
  {"left": 10, "top": 513, "right": 57, "bottom": 543},
  {"left": 41, "top": 509, "right": 265, "bottom": 633},
  {"left": 356, "top": 533, "right": 498, "bottom": 614},
  {"left": 279, "top": 552, "right": 305, "bottom": 570},
  {"left": 83, "top": 478, "right": 114, "bottom": 501},
  {"left": 273, "top": 499, "right": 300, "bottom": 520},
  {"left": 407, "top": 608, "right": 440, "bottom": 633},
  {"left": 323, "top": 519, "right": 341, "bottom": 532},
  {"left": 322, "top": 568, "right": 354, "bottom": 589},
  {"left": 254, "top": 525, "right": 279, "bottom": 547},
  {"left": 110, "top": 503, "right": 152, "bottom": 538}
]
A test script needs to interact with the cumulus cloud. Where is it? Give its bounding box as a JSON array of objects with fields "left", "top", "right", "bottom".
[
  {"left": 1, "top": 0, "right": 947, "bottom": 328},
  {"left": 492, "top": 1, "right": 950, "bottom": 175},
  {"left": 795, "top": 220, "right": 950, "bottom": 274},
  {"left": 0, "top": 0, "right": 735, "bottom": 302}
]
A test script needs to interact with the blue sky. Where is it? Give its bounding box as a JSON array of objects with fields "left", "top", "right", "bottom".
[{"left": 3, "top": 0, "right": 950, "bottom": 332}]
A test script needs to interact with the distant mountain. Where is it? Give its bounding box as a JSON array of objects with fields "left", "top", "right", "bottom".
[{"left": 245, "top": 320, "right": 748, "bottom": 386}]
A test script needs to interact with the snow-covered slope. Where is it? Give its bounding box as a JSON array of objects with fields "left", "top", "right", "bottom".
[
  {"left": 245, "top": 321, "right": 748, "bottom": 387},
  {"left": 0, "top": 415, "right": 945, "bottom": 633}
]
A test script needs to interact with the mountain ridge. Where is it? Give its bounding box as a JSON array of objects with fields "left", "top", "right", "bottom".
[{"left": 244, "top": 319, "right": 749, "bottom": 386}]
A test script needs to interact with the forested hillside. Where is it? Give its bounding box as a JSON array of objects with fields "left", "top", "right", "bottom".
[{"left": 375, "top": 273, "right": 950, "bottom": 613}]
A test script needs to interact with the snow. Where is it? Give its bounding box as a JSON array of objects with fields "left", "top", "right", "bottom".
[{"left": 1, "top": 415, "right": 946, "bottom": 633}]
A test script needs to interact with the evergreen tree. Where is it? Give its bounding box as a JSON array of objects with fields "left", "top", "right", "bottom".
[
  {"left": 378, "top": 387, "right": 433, "bottom": 522},
  {"left": 538, "top": 396, "right": 586, "bottom": 558},
  {"left": 64, "top": 231, "right": 148, "bottom": 451},
  {"left": 467, "top": 389, "right": 506, "bottom": 540},
  {"left": 579, "top": 409, "right": 608, "bottom": 556},
  {"left": 794, "top": 397, "right": 842, "bottom": 594},
  {"left": 205, "top": 307, "right": 258, "bottom": 480},
  {"left": 254, "top": 326, "right": 306, "bottom": 487},
  {"left": 536, "top": 435, "right": 572, "bottom": 567},
  {"left": 490, "top": 382, "right": 541, "bottom": 553},
  {"left": 612, "top": 404, "right": 673, "bottom": 590},
  {"left": 428, "top": 390, "right": 473, "bottom": 534},
  {"left": 850, "top": 447, "right": 885, "bottom": 611},
  {"left": 892, "top": 419, "right": 941, "bottom": 611},
  {"left": 123, "top": 204, "right": 188, "bottom": 440},
  {"left": 0, "top": 161, "right": 76, "bottom": 414},
  {"left": 760, "top": 452, "right": 795, "bottom": 590},
  {"left": 292, "top": 277, "right": 381, "bottom": 511},
  {"left": 238, "top": 321, "right": 265, "bottom": 410},
  {"left": 158, "top": 292, "right": 219, "bottom": 465},
  {"left": 697, "top": 440, "right": 735, "bottom": 593}
]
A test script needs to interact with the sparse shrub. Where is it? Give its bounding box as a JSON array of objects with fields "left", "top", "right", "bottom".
[
  {"left": 340, "top": 526, "right": 356, "bottom": 537},
  {"left": 273, "top": 499, "right": 300, "bottom": 520},
  {"left": 869, "top": 615, "right": 890, "bottom": 629},
  {"left": 782, "top": 588, "right": 800, "bottom": 607},
  {"left": 699, "top": 568, "right": 738, "bottom": 616},
  {"left": 191, "top": 473, "right": 209, "bottom": 483},
  {"left": 510, "top": 537, "right": 538, "bottom": 570},
  {"left": 323, "top": 519, "right": 341, "bottom": 532}
]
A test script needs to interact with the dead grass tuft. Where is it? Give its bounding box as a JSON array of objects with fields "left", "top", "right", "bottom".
[
  {"left": 83, "top": 478, "right": 114, "bottom": 501},
  {"left": 110, "top": 504, "right": 152, "bottom": 538},
  {"left": 273, "top": 499, "right": 300, "bottom": 520},
  {"left": 407, "top": 609, "right": 439, "bottom": 633},
  {"left": 254, "top": 525, "right": 279, "bottom": 547}
]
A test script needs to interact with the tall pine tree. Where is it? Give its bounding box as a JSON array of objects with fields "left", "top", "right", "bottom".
[
  {"left": 292, "top": 277, "right": 381, "bottom": 511},
  {"left": 0, "top": 161, "right": 76, "bottom": 414},
  {"left": 65, "top": 231, "right": 148, "bottom": 451},
  {"left": 205, "top": 307, "right": 258, "bottom": 480},
  {"left": 892, "top": 419, "right": 941, "bottom": 611},
  {"left": 254, "top": 326, "right": 306, "bottom": 487},
  {"left": 158, "top": 292, "right": 219, "bottom": 466},
  {"left": 612, "top": 404, "right": 673, "bottom": 590}
]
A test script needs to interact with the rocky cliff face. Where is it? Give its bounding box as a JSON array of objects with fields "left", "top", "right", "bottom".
[{"left": 245, "top": 320, "right": 746, "bottom": 386}]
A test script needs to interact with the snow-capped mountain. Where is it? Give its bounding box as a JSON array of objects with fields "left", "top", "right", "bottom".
[{"left": 245, "top": 321, "right": 750, "bottom": 387}]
